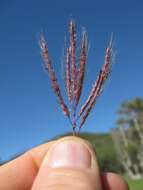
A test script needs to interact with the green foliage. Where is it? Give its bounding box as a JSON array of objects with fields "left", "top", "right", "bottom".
[
  {"left": 118, "top": 97, "right": 143, "bottom": 115},
  {"left": 79, "top": 132, "right": 123, "bottom": 173},
  {"left": 127, "top": 178, "right": 143, "bottom": 190},
  {"left": 116, "top": 97, "right": 143, "bottom": 163},
  {"left": 125, "top": 143, "right": 138, "bottom": 163}
]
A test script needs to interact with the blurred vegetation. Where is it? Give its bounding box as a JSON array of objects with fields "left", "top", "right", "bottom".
[
  {"left": 79, "top": 133, "right": 123, "bottom": 173},
  {"left": 126, "top": 178, "right": 143, "bottom": 190},
  {"left": 113, "top": 97, "right": 143, "bottom": 179}
]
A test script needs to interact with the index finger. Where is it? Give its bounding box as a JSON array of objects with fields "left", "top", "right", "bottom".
[{"left": 0, "top": 140, "right": 55, "bottom": 190}]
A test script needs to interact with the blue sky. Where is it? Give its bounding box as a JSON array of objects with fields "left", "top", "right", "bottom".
[{"left": 0, "top": 0, "right": 143, "bottom": 162}]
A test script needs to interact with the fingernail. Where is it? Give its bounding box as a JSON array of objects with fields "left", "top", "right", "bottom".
[{"left": 44, "top": 140, "right": 91, "bottom": 169}]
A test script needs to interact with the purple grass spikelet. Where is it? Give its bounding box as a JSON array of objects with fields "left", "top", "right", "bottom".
[
  {"left": 79, "top": 40, "right": 113, "bottom": 130},
  {"left": 39, "top": 34, "right": 70, "bottom": 118},
  {"left": 66, "top": 47, "right": 72, "bottom": 102},
  {"left": 69, "top": 20, "right": 77, "bottom": 100},
  {"left": 75, "top": 29, "right": 88, "bottom": 105}
]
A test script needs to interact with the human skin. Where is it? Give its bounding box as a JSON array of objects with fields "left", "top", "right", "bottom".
[{"left": 0, "top": 136, "right": 129, "bottom": 190}]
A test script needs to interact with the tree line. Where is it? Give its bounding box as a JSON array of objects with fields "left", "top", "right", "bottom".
[{"left": 111, "top": 97, "right": 143, "bottom": 179}]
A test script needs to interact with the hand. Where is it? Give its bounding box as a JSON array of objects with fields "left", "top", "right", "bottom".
[{"left": 0, "top": 136, "right": 128, "bottom": 190}]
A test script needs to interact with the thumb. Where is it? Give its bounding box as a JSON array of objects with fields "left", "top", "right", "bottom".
[{"left": 32, "top": 136, "right": 103, "bottom": 190}]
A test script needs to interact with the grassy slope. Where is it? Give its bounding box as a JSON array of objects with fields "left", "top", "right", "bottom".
[{"left": 127, "top": 179, "right": 143, "bottom": 190}]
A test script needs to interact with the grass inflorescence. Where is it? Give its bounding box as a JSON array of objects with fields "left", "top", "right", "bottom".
[{"left": 39, "top": 20, "right": 113, "bottom": 135}]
